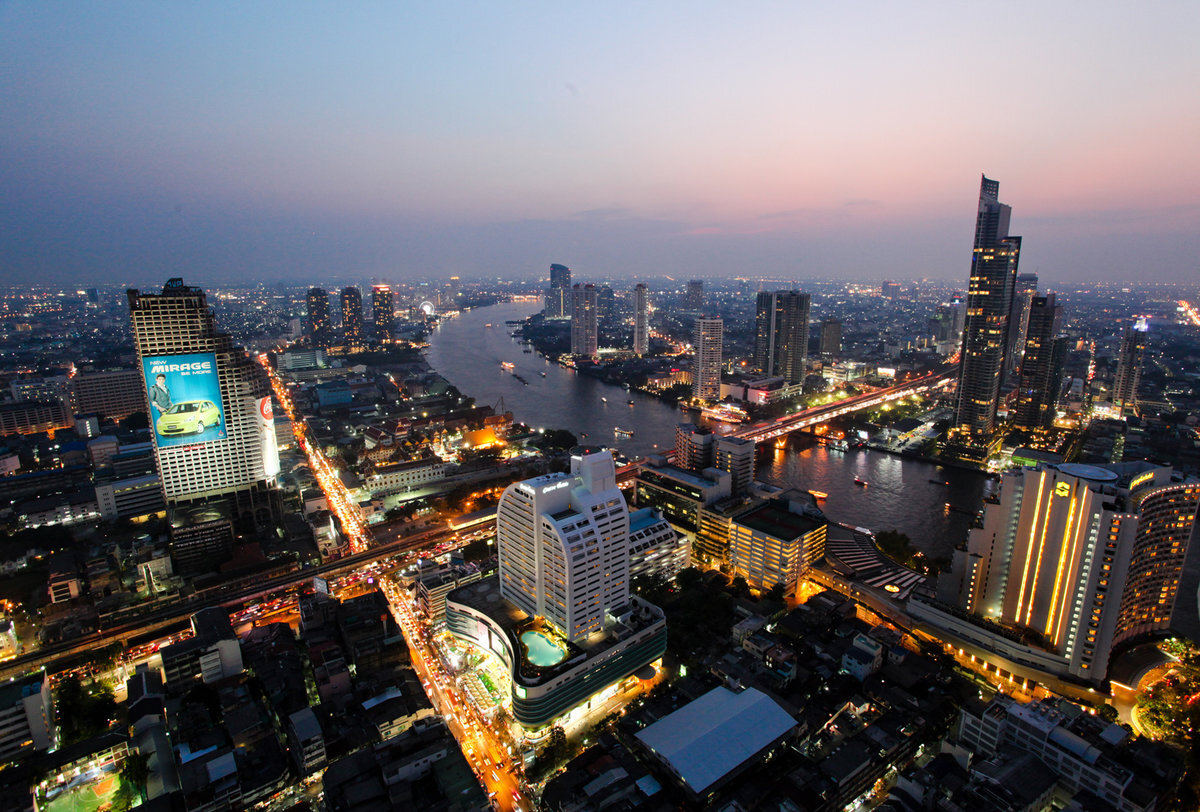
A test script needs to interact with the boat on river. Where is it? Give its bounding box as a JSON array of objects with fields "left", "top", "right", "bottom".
[
  {"left": 854, "top": 476, "right": 868, "bottom": 487},
  {"left": 614, "top": 427, "right": 634, "bottom": 438}
]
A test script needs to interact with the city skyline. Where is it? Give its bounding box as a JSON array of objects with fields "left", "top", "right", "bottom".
[{"left": 3, "top": 4, "right": 1199, "bottom": 285}]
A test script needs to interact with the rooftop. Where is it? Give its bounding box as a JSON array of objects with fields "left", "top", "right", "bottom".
[
  {"left": 735, "top": 501, "right": 825, "bottom": 541},
  {"left": 635, "top": 685, "right": 796, "bottom": 794}
]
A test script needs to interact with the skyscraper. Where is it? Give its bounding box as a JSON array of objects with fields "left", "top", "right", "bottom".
[
  {"left": 1012, "top": 293, "right": 1065, "bottom": 431},
  {"left": 1113, "top": 323, "right": 1147, "bottom": 414},
  {"left": 674, "top": 423, "right": 713, "bottom": 472},
  {"left": 754, "top": 291, "right": 810, "bottom": 384},
  {"left": 954, "top": 175, "right": 1022, "bottom": 450},
  {"left": 545, "top": 263, "right": 571, "bottom": 319},
  {"left": 597, "top": 285, "right": 615, "bottom": 323},
  {"left": 1008, "top": 272, "right": 1039, "bottom": 375},
  {"left": 128, "top": 279, "right": 280, "bottom": 521},
  {"left": 819, "top": 318, "right": 842, "bottom": 360},
  {"left": 947, "top": 462, "right": 1199, "bottom": 679},
  {"left": 306, "top": 287, "right": 332, "bottom": 348},
  {"left": 340, "top": 287, "right": 364, "bottom": 346},
  {"left": 633, "top": 283, "right": 650, "bottom": 357},
  {"left": 570, "top": 283, "right": 598, "bottom": 358},
  {"left": 686, "top": 279, "right": 704, "bottom": 311},
  {"left": 692, "top": 317, "right": 723, "bottom": 401},
  {"left": 497, "top": 448, "right": 630, "bottom": 642},
  {"left": 371, "top": 284, "right": 394, "bottom": 343}
]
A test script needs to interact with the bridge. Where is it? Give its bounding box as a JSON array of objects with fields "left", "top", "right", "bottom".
[{"left": 731, "top": 363, "right": 960, "bottom": 444}]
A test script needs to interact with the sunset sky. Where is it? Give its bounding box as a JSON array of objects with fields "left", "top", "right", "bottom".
[{"left": 3, "top": 2, "right": 1198, "bottom": 286}]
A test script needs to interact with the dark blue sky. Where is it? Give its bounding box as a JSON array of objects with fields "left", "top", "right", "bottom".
[{"left": 3, "top": 2, "right": 1198, "bottom": 286}]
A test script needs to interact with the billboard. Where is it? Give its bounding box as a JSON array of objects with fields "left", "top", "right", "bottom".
[
  {"left": 256, "top": 396, "right": 281, "bottom": 478},
  {"left": 142, "top": 353, "right": 227, "bottom": 447}
]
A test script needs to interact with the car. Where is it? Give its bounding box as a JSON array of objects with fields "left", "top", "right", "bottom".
[{"left": 156, "top": 400, "right": 222, "bottom": 435}]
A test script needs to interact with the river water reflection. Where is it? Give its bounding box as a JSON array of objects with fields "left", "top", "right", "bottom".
[{"left": 427, "top": 301, "right": 987, "bottom": 557}]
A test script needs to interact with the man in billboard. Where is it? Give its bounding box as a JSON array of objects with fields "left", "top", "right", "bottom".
[{"left": 149, "top": 373, "right": 172, "bottom": 418}]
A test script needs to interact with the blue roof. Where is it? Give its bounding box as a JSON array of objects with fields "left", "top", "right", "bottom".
[{"left": 636, "top": 686, "right": 795, "bottom": 793}]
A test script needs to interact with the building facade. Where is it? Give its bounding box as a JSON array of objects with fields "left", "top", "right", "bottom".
[
  {"left": 570, "top": 284, "right": 599, "bottom": 359},
  {"left": 1012, "top": 293, "right": 1064, "bottom": 431},
  {"left": 128, "top": 279, "right": 280, "bottom": 524},
  {"left": 633, "top": 283, "right": 649, "bottom": 357},
  {"left": 340, "top": 287, "right": 364, "bottom": 346},
  {"left": 306, "top": 287, "right": 332, "bottom": 348},
  {"left": 1113, "top": 323, "right": 1147, "bottom": 414},
  {"left": 545, "top": 263, "right": 571, "bottom": 319},
  {"left": 954, "top": 175, "right": 1022, "bottom": 447},
  {"left": 371, "top": 284, "right": 394, "bottom": 343},
  {"left": 69, "top": 368, "right": 146, "bottom": 422},
  {"left": 754, "top": 291, "right": 811, "bottom": 385},
  {"left": 692, "top": 317, "right": 723, "bottom": 402}
]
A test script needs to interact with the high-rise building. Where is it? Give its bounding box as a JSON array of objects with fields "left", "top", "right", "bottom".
[
  {"left": 340, "top": 287, "right": 364, "bottom": 346},
  {"left": 947, "top": 462, "right": 1199, "bottom": 679},
  {"left": 371, "top": 285, "right": 395, "bottom": 343},
  {"left": 306, "top": 287, "right": 332, "bottom": 348},
  {"left": 497, "top": 449, "right": 630, "bottom": 642},
  {"left": 819, "top": 318, "right": 842, "bottom": 359},
  {"left": 674, "top": 423, "right": 713, "bottom": 472},
  {"left": 633, "top": 283, "right": 650, "bottom": 357},
  {"left": 1012, "top": 293, "right": 1064, "bottom": 431},
  {"left": 686, "top": 279, "right": 704, "bottom": 311},
  {"left": 754, "top": 291, "right": 810, "bottom": 384},
  {"left": 128, "top": 279, "right": 280, "bottom": 521},
  {"left": 570, "top": 283, "right": 598, "bottom": 358},
  {"left": 1008, "top": 272, "right": 1039, "bottom": 374},
  {"left": 598, "top": 285, "right": 615, "bottom": 323},
  {"left": 1113, "top": 323, "right": 1147, "bottom": 414},
  {"left": 69, "top": 368, "right": 146, "bottom": 422},
  {"left": 714, "top": 435, "right": 755, "bottom": 495},
  {"left": 545, "top": 263, "right": 571, "bottom": 319},
  {"left": 692, "top": 317, "right": 723, "bottom": 402},
  {"left": 954, "top": 175, "right": 1022, "bottom": 449},
  {"left": 882, "top": 281, "right": 902, "bottom": 299}
]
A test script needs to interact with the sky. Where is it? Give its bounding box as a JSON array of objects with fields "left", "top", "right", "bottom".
[{"left": 2, "top": 2, "right": 1199, "bottom": 287}]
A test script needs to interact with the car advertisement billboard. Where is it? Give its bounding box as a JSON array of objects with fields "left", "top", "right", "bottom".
[{"left": 142, "top": 353, "right": 227, "bottom": 447}]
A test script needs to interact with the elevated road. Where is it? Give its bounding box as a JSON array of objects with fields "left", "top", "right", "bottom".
[{"left": 732, "top": 363, "right": 960, "bottom": 444}]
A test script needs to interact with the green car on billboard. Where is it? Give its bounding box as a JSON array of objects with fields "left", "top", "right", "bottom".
[{"left": 155, "top": 399, "right": 223, "bottom": 436}]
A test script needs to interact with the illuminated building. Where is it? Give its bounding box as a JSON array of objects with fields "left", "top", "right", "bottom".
[
  {"left": 714, "top": 435, "right": 755, "bottom": 496},
  {"left": 954, "top": 175, "right": 1022, "bottom": 453},
  {"left": 545, "top": 263, "right": 571, "bottom": 319},
  {"left": 729, "top": 497, "right": 827, "bottom": 595},
  {"left": 1008, "top": 272, "right": 1039, "bottom": 374},
  {"left": 1012, "top": 293, "right": 1065, "bottom": 431},
  {"left": 686, "top": 279, "right": 704, "bottom": 311},
  {"left": 570, "top": 283, "right": 598, "bottom": 358},
  {"left": 306, "top": 287, "right": 332, "bottom": 348},
  {"left": 947, "top": 462, "right": 1198, "bottom": 679},
  {"left": 1113, "top": 322, "right": 1147, "bottom": 414},
  {"left": 633, "top": 283, "right": 649, "bottom": 356},
  {"left": 754, "top": 291, "right": 810, "bottom": 385},
  {"left": 0, "top": 673, "right": 54, "bottom": 760},
  {"left": 674, "top": 423, "right": 713, "bottom": 472},
  {"left": 340, "top": 287, "right": 364, "bottom": 346},
  {"left": 128, "top": 279, "right": 280, "bottom": 522},
  {"left": 692, "top": 317, "right": 723, "bottom": 402},
  {"left": 371, "top": 284, "right": 394, "bottom": 343},
  {"left": 447, "top": 448, "right": 667, "bottom": 729}
]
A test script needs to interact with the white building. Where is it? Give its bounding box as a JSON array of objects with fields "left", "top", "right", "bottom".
[
  {"left": 128, "top": 279, "right": 279, "bottom": 523},
  {"left": 692, "top": 317, "right": 723, "bottom": 402},
  {"left": 633, "top": 283, "right": 649, "bottom": 357},
  {"left": 0, "top": 673, "right": 54, "bottom": 760},
  {"left": 497, "top": 448, "right": 630, "bottom": 643},
  {"left": 628, "top": 508, "right": 689, "bottom": 582},
  {"left": 367, "top": 458, "right": 446, "bottom": 496}
]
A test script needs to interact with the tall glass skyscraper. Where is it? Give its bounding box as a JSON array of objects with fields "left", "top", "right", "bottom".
[
  {"left": 340, "top": 286, "right": 364, "bottom": 346},
  {"left": 633, "top": 283, "right": 649, "bottom": 357},
  {"left": 1012, "top": 293, "right": 1064, "bottom": 431},
  {"left": 306, "top": 287, "right": 332, "bottom": 348},
  {"left": 954, "top": 175, "right": 1022, "bottom": 448},
  {"left": 545, "top": 263, "right": 571, "bottom": 319}
]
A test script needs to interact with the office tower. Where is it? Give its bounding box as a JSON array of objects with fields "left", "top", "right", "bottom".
[
  {"left": 674, "top": 424, "right": 713, "bottom": 472},
  {"left": 949, "top": 462, "right": 1199, "bottom": 678},
  {"left": 714, "top": 435, "right": 755, "bottom": 495},
  {"left": 819, "top": 318, "right": 842, "bottom": 359},
  {"left": 754, "top": 291, "right": 810, "bottom": 385},
  {"left": 598, "top": 285, "right": 615, "bottom": 323},
  {"left": 692, "top": 317, "right": 723, "bottom": 401},
  {"left": 545, "top": 263, "right": 571, "bottom": 318},
  {"left": 686, "top": 279, "right": 704, "bottom": 311},
  {"left": 1113, "top": 323, "right": 1147, "bottom": 414},
  {"left": 371, "top": 284, "right": 395, "bottom": 343},
  {"left": 954, "top": 175, "right": 1022, "bottom": 446},
  {"left": 128, "top": 279, "right": 280, "bottom": 520},
  {"left": 306, "top": 287, "right": 332, "bottom": 348},
  {"left": 69, "top": 368, "right": 146, "bottom": 422},
  {"left": 340, "top": 287, "right": 364, "bottom": 346},
  {"left": 445, "top": 276, "right": 460, "bottom": 302},
  {"left": 633, "top": 283, "right": 650, "bottom": 357},
  {"left": 1008, "top": 272, "right": 1039, "bottom": 374},
  {"left": 882, "top": 281, "right": 902, "bottom": 299},
  {"left": 497, "top": 449, "right": 629, "bottom": 642},
  {"left": 1012, "top": 293, "right": 1064, "bottom": 431},
  {"left": 570, "top": 283, "right": 599, "bottom": 358}
]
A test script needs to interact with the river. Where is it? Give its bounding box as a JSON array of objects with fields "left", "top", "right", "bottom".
[{"left": 427, "top": 301, "right": 987, "bottom": 558}]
